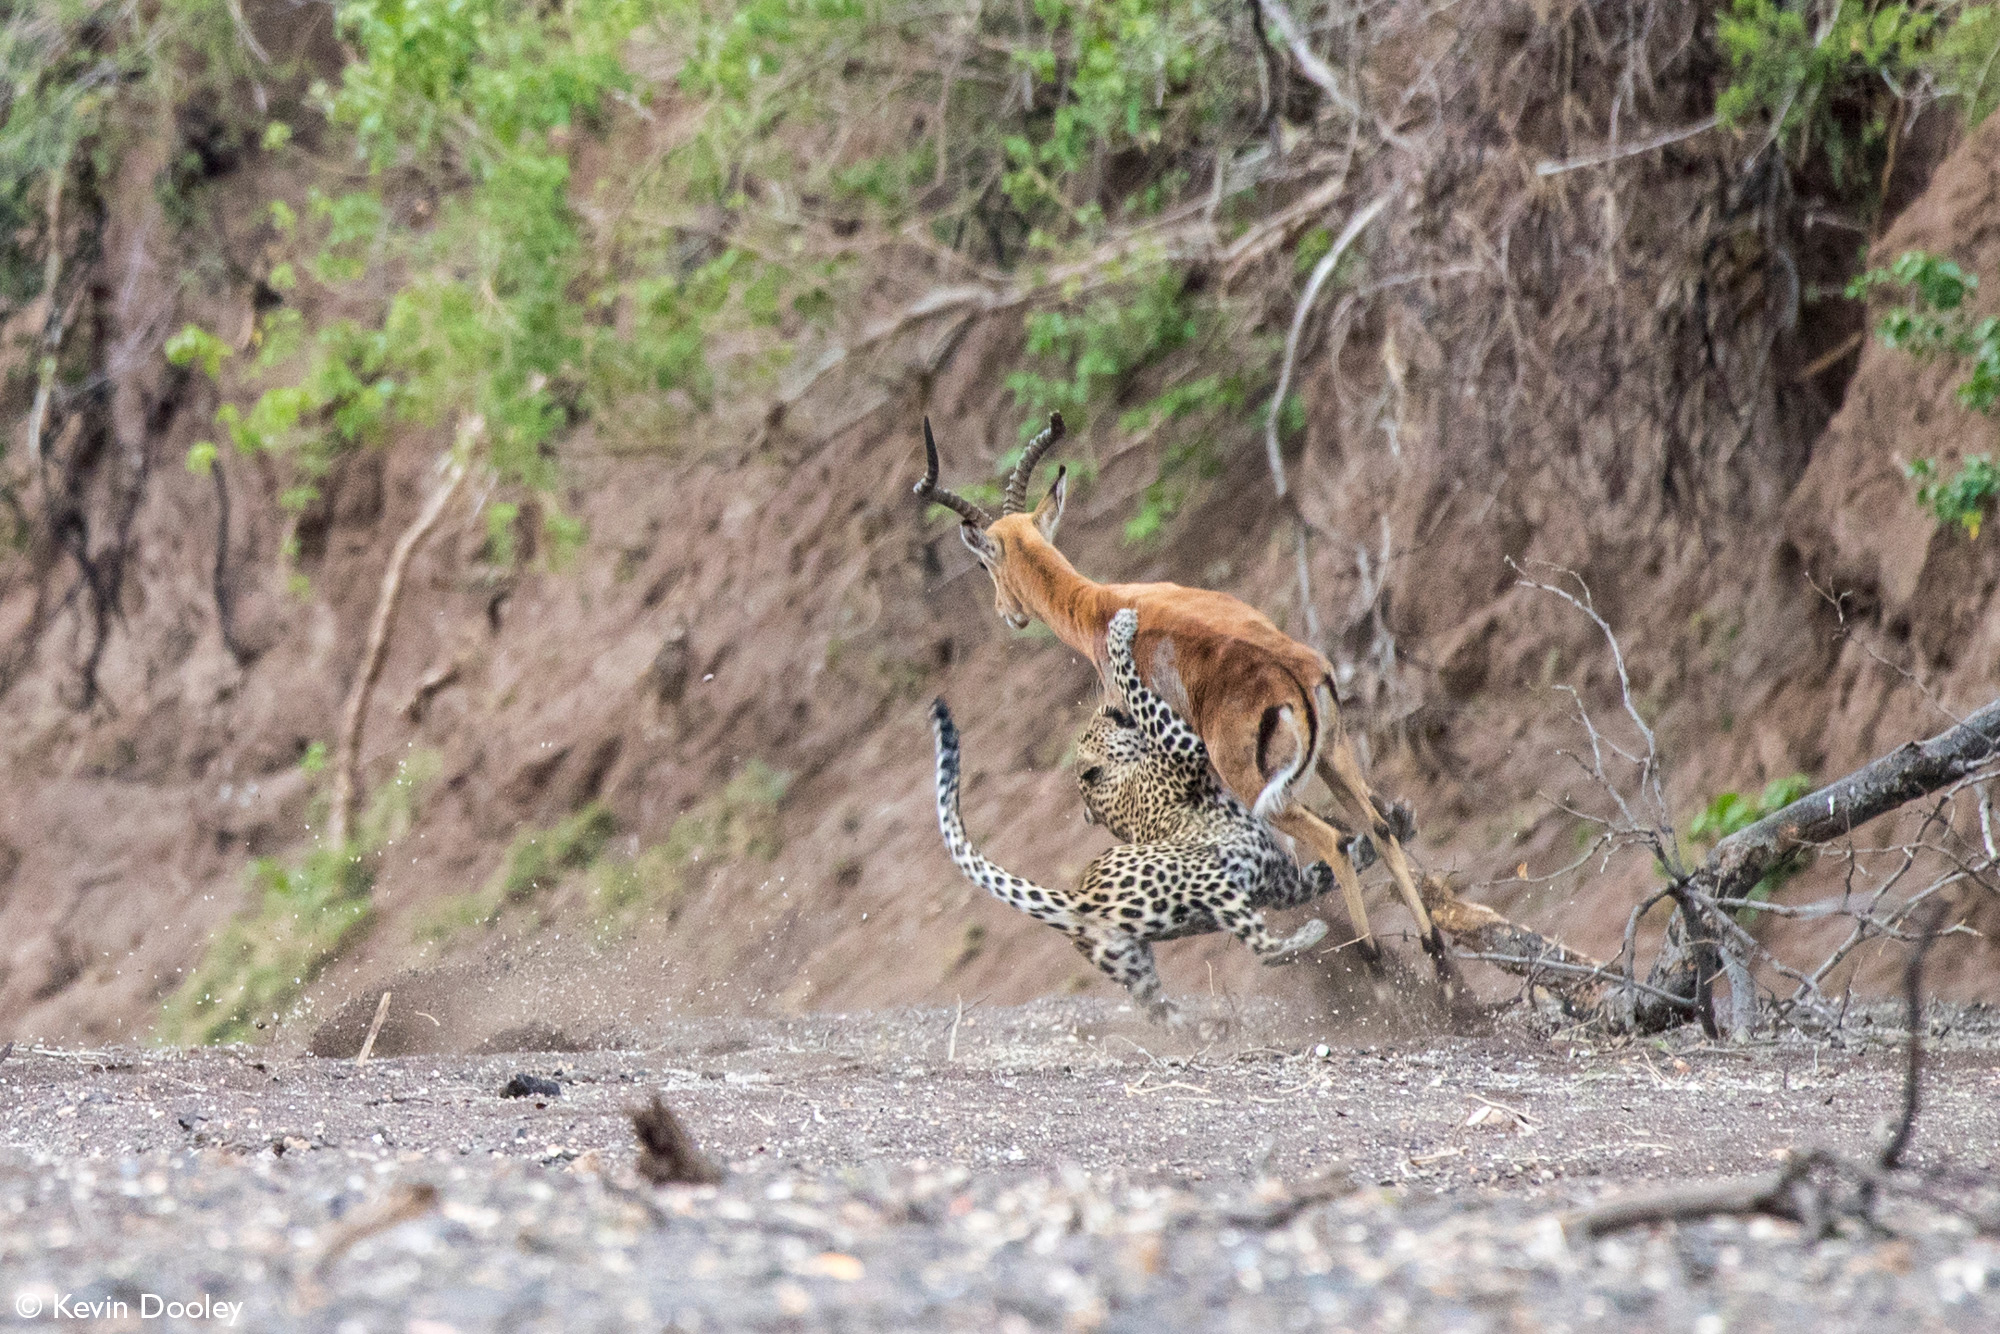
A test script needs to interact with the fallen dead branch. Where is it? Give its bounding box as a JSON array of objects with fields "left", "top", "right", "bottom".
[
  {"left": 1707, "top": 700, "right": 2000, "bottom": 902},
  {"left": 1425, "top": 566, "right": 2000, "bottom": 1041},
  {"left": 1566, "top": 906, "right": 1999, "bottom": 1240}
]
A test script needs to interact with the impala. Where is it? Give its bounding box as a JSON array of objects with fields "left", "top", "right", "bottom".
[{"left": 914, "top": 412, "right": 1442, "bottom": 966}]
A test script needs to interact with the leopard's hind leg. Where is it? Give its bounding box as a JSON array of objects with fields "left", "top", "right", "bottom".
[{"left": 1072, "top": 930, "right": 1180, "bottom": 1027}]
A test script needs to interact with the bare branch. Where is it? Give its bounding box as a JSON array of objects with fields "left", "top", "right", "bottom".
[
  {"left": 1534, "top": 115, "right": 1719, "bottom": 176},
  {"left": 1265, "top": 194, "right": 1389, "bottom": 497},
  {"left": 327, "top": 423, "right": 475, "bottom": 848},
  {"left": 1248, "top": 0, "right": 1359, "bottom": 116}
]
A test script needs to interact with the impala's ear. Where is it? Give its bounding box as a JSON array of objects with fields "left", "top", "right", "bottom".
[
  {"left": 959, "top": 522, "right": 997, "bottom": 561},
  {"left": 1032, "top": 465, "right": 1067, "bottom": 541}
]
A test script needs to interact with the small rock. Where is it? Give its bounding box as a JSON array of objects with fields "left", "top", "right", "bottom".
[{"left": 501, "top": 1073, "right": 562, "bottom": 1099}]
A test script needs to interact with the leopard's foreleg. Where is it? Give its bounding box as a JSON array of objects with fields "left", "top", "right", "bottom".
[
  {"left": 1208, "top": 878, "right": 1329, "bottom": 964},
  {"left": 1258, "top": 856, "right": 1341, "bottom": 910}
]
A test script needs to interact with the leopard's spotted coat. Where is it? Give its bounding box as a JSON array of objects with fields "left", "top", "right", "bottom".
[{"left": 930, "top": 610, "right": 1338, "bottom": 1024}]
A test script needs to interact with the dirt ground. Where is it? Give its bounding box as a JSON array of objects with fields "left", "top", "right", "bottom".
[{"left": 4, "top": 997, "right": 2000, "bottom": 1331}]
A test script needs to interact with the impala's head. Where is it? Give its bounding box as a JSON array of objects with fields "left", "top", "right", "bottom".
[{"left": 912, "top": 413, "right": 1068, "bottom": 630}]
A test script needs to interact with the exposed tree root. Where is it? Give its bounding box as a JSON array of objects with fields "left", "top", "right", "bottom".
[{"left": 326, "top": 424, "right": 475, "bottom": 848}]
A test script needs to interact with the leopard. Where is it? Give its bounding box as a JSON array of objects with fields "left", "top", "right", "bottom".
[{"left": 929, "top": 608, "right": 1343, "bottom": 1025}]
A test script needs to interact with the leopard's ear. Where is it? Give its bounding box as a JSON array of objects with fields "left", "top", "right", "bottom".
[{"left": 1105, "top": 706, "right": 1135, "bottom": 729}]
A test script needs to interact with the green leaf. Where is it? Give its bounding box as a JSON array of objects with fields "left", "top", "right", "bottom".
[{"left": 165, "top": 324, "right": 231, "bottom": 379}]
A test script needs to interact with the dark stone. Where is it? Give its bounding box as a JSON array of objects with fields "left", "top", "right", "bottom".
[{"left": 501, "top": 1073, "right": 562, "bottom": 1099}]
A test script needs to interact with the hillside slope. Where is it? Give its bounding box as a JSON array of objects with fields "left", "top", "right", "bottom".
[{"left": 4, "top": 0, "right": 2000, "bottom": 1048}]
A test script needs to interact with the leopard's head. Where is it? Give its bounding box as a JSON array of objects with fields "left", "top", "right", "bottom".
[{"left": 1074, "top": 705, "right": 1153, "bottom": 840}]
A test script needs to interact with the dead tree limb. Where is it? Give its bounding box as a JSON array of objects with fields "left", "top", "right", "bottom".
[
  {"left": 326, "top": 423, "right": 475, "bottom": 848},
  {"left": 1704, "top": 698, "right": 2000, "bottom": 900},
  {"left": 1247, "top": 0, "right": 1359, "bottom": 117}
]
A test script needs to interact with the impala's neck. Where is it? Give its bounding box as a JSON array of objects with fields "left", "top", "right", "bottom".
[{"left": 1004, "top": 530, "right": 1121, "bottom": 661}]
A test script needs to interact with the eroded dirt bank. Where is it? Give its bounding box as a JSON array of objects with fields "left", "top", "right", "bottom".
[
  {"left": 4, "top": 1000, "right": 2000, "bottom": 1330},
  {"left": 5, "top": 0, "right": 2000, "bottom": 1052}
]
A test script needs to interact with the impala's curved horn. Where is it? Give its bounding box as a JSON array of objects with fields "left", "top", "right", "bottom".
[
  {"left": 912, "top": 417, "right": 995, "bottom": 530},
  {"left": 1002, "top": 411, "right": 1066, "bottom": 516}
]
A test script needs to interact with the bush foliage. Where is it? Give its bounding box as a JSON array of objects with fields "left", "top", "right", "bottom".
[
  {"left": 1717, "top": 1, "right": 2000, "bottom": 194},
  {"left": 1849, "top": 250, "right": 2000, "bottom": 535}
]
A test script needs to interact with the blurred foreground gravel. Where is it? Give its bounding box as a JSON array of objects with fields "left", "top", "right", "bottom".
[{"left": 4, "top": 997, "right": 2000, "bottom": 1331}]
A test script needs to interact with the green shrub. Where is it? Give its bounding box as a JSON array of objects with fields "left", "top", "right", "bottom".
[
  {"left": 659, "top": 0, "right": 1284, "bottom": 542},
  {"left": 419, "top": 759, "right": 792, "bottom": 943},
  {"left": 499, "top": 802, "right": 620, "bottom": 902},
  {"left": 1850, "top": 251, "right": 2000, "bottom": 412},
  {"left": 589, "top": 761, "right": 790, "bottom": 920},
  {"left": 1717, "top": 2, "right": 2000, "bottom": 193},
  {"left": 1904, "top": 455, "right": 2000, "bottom": 536},
  {"left": 156, "top": 848, "right": 376, "bottom": 1046},
  {"left": 1849, "top": 250, "right": 2000, "bottom": 534}
]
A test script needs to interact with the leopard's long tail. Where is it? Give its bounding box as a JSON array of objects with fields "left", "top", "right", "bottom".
[{"left": 930, "top": 699, "right": 1085, "bottom": 933}]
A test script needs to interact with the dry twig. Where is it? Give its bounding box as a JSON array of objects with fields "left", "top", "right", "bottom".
[
  {"left": 354, "top": 991, "right": 393, "bottom": 1067},
  {"left": 632, "top": 1095, "right": 725, "bottom": 1186}
]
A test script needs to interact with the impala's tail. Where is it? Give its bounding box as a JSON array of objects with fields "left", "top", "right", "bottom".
[
  {"left": 930, "top": 700, "right": 1085, "bottom": 932},
  {"left": 1250, "top": 680, "right": 1327, "bottom": 821}
]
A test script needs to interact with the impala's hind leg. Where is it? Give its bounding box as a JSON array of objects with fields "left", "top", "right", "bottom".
[
  {"left": 1270, "top": 806, "right": 1382, "bottom": 967},
  {"left": 1315, "top": 745, "right": 1446, "bottom": 965},
  {"left": 1074, "top": 930, "right": 1179, "bottom": 1027}
]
